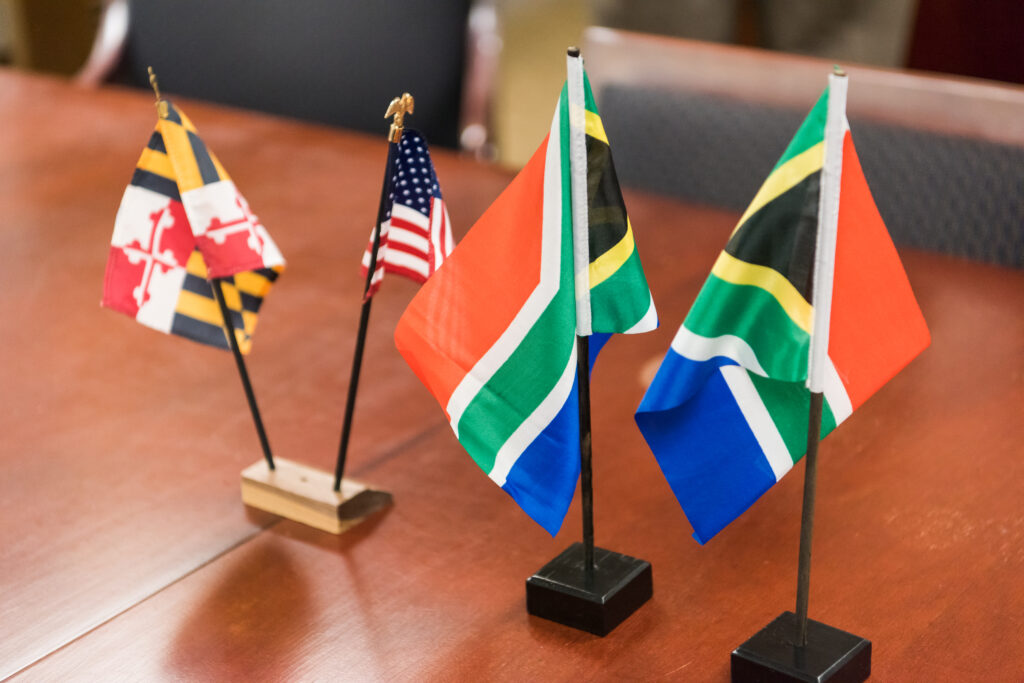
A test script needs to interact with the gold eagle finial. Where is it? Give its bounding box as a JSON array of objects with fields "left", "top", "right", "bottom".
[{"left": 385, "top": 93, "right": 415, "bottom": 143}]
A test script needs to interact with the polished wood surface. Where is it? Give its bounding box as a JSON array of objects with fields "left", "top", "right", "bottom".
[{"left": 2, "top": 70, "right": 1022, "bottom": 681}]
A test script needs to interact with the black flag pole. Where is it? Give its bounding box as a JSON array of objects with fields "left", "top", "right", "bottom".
[
  {"left": 795, "top": 390, "right": 824, "bottom": 646},
  {"left": 577, "top": 335, "right": 596, "bottom": 588},
  {"left": 333, "top": 142, "right": 395, "bottom": 490},
  {"left": 333, "top": 93, "right": 414, "bottom": 492},
  {"left": 212, "top": 278, "right": 275, "bottom": 470},
  {"left": 522, "top": 47, "right": 651, "bottom": 637},
  {"left": 732, "top": 67, "right": 870, "bottom": 683}
]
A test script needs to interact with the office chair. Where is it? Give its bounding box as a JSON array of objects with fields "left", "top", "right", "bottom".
[{"left": 77, "top": 0, "right": 501, "bottom": 156}]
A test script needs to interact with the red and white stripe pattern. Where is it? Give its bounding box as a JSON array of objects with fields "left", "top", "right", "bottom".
[{"left": 362, "top": 130, "right": 454, "bottom": 296}]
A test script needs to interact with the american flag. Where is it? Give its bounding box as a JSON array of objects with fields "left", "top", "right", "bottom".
[{"left": 362, "top": 130, "right": 454, "bottom": 296}]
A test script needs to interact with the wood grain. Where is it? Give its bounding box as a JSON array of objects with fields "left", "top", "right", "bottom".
[
  {"left": 0, "top": 69, "right": 506, "bottom": 679},
  {"left": 3, "top": 69, "right": 1023, "bottom": 681}
]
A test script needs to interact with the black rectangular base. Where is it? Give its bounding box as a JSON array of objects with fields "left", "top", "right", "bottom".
[
  {"left": 525, "top": 542, "right": 652, "bottom": 636},
  {"left": 731, "top": 611, "right": 870, "bottom": 683}
]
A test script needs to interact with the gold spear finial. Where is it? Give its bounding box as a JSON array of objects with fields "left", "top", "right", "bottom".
[
  {"left": 833, "top": 64, "right": 847, "bottom": 77},
  {"left": 385, "top": 93, "right": 415, "bottom": 143},
  {"left": 147, "top": 66, "right": 169, "bottom": 119}
]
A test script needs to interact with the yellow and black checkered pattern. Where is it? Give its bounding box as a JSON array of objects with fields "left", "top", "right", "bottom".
[
  {"left": 126, "top": 100, "right": 280, "bottom": 353},
  {"left": 171, "top": 250, "right": 280, "bottom": 353}
]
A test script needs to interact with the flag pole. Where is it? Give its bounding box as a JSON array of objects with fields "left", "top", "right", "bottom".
[
  {"left": 794, "top": 390, "right": 824, "bottom": 645},
  {"left": 794, "top": 65, "right": 847, "bottom": 648},
  {"left": 334, "top": 93, "right": 414, "bottom": 492},
  {"left": 333, "top": 143, "right": 394, "bottom": 490},
  {"left": 567, "top": 46, "right": 596, "bottom": 586},
  {"left": 147, "top": 68, "right": 275, "bottom": 470},
  {"left": 212, "top": 278, "right": 275, "bottom": 470},
  {"left": 577, "top": 335, "right": 596, "bottom": 587},
  {"left": 525, "top": 49, "right": 654, "bottom": 635}
]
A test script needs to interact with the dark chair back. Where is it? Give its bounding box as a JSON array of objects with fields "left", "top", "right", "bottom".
[{"left": 110, "top": 0, "right": 472, "bottom": 148}]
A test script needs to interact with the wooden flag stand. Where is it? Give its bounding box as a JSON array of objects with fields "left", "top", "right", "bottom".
[
  {"left": 731, "top": 68, "right": 870, "bottom": 683},
  {"left": 523, "top": 339, "right": 652, "bottom": 637},
  {"left": 223, "top": 265, "right": 391, "bottom": 534},
  {"left": 239, "top": 96, "right": 417, "bottom": 533},
  {"left": 241, "top": 458, "right": 391, "bottom": 534}
]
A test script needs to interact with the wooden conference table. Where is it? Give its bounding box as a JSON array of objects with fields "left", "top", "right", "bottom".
[{"left": 1, "top": 70, "right": 1022, "bottom": 681}]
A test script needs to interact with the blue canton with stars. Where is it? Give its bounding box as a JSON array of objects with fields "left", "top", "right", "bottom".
[{"left": 386, "top": 130, "right": 443, "bottom": 221}]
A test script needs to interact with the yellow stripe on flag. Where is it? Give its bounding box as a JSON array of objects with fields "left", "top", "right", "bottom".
[
  {"left": 219, "top": 281, "right": 243, "bottom": 310},
  {"left": 585, "top": 110, "right": 608, "bottom": 145},
  {"left": 185, "top": 250, "right": 209, "bottom": 278},
  {"left": 235, "top": 330, "right": 253, "bottom": 354},
  {"left": 241, "top": 310, "right": 258, "bottom": 334},
  {"left": 174, "top": 269, "right": 260, "bottom": 354},
  {"left": 711, "top": 251, "right": 812, "bottom": 333},
  {"left": 175, "top": 289, "right": 225, "bottom": 327},
  {"left": 731, "top": 141, "right": 824, "bottom": 237},
  {"left": 137, "top": 147, "right": 175, "bottom": 179},
  {"left": 175, "top": 286, "right": 252, "bottom": 327},
  {"left": 233, "top": 270, "right": 272, "bottom": 297},
  {"left": 589, "top": 220, "right": 635, "bottom": 289},
  {"left": 158, "top": 119, "right": 204, "bottom": 193}
]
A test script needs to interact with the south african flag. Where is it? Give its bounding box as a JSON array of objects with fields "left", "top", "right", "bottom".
[
  {"left": 395, "top": 54, "right": 656, "bottom": 535},
  {"left": 636, "top": 78, "right": 930, "bottom": 544}
]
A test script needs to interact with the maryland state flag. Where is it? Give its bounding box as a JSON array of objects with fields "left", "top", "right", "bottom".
[
  {"left": 395, "top": 52, "right": 657, "bottom": 535},
  {"left": 635, "top": 73, "right": 930, "bottom": 543},
  {"left": 102, "top": 101, "right": 284, "bottom": 353}
]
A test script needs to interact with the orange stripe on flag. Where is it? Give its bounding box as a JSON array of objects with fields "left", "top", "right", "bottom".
[
  {"left": 829, "top": 133, "right": 930, "bottom": 409},
  {"left": 395, "top": 136, "right": 550, "bottom": 411}
]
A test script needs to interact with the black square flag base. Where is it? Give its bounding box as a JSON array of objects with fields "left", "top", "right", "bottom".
[
  {"left": 525, "top": 542, "right": 652, "bottom": 636},
  {"left": 731, "top": 611, "right": 871, "bottom": 683}
]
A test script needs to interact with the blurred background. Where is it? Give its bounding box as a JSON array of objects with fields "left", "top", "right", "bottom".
[{"left": 1, "top": 0, "right": 1021, "bottom": 169}]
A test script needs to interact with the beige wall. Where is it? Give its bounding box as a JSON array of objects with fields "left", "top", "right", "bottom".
[
  {"left": 3, "top": 0, "right": 99, "bottom": 74},
  {"left": 491, "top": 0, "right": 917, "bottom": 168},
  {"left": 493, "top": 0, "right": 590, "bottom": 168}
]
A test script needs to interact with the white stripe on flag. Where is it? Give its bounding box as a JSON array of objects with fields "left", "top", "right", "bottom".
[
  {"left": 446, "top": 101, "right": 567, "bottom": 438},
  {"left": 823, "top": 357, "right": 853, "bottom": 424},
  {"left": 671, "top": 325, "right": 768, "bottom": 377},
  {"left": 624, "top": 293, "right": 658, "bottom": 334},
  {"left": 429, "top": 198, "right": 445, "bottom": 271},
  {"left": 721, "top": 365, "right": 793, "bottom": 482},
  {"left": 388, "top": 228, "right": 430, "bottom": 254},
  {"left": 391, "top": 202, "right": 430, "bottom": 230},
  {"left": 441, "top": 202, "right": 454, "bottom": 257},
  {"left": 489, "top": 343, "right": 578, "bottom": 486},
  {"left": 384, "top": 249, "right": 431, "bottom": 279}
]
